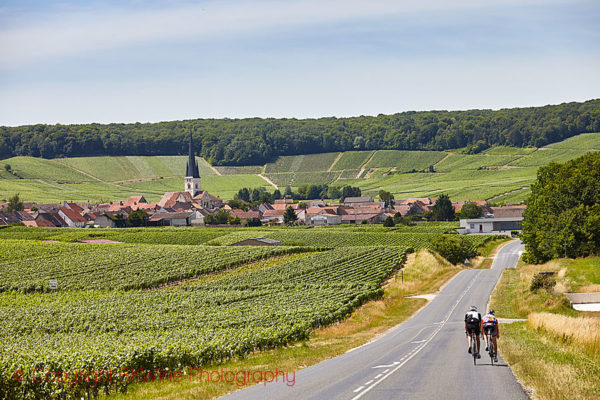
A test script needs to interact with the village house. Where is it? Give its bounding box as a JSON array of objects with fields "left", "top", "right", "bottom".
[
  {"left": 58, "top": 206, "right": 87, "bottom": 228},
  {"left": 148, "top": 210, "right": 193, "bottom": 226},
  {"left": 459, "top": 205, "right": 525, "bottom": 234}
]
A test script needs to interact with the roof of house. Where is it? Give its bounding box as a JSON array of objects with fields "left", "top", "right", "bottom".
[
  {"left": 344, "top": 197, "right": 373, "bottom": 203},
  {"left": 149, "top": 211, "right": 193, "bottom": 222},
  {"left": 66, "top": 202, "right": 85, "bottom": 214},
  {"left": 491, "top": 206, "right": 526, "bottom": 218},
  {"left": 390, "top": 204, "right": 413, "bottom": 216},
  {"left": 463, "top": 217, "right": 524, "bottom": 223},
  {"left": 193, "top": 191, "right": 222, "bottom": 202},
  {"left": 310, "top": 213, "right": 339, "bottom": 219},
  {"left": 272, "top": 203, "right": 301, "bottom": 210},
  {"left": 231, "top": 210, "right": 261, "bottom": 219},
  {"left": 341, "top": 206, "right": 384, "bottom": 215},
  {"left": 274, "top": 199, "right": 294, "bottom": 204},
  {"left": 158, "top": 192, "right": 194, "bottom": 208},
  {"left": 341, "top": 213, "right": 380, "bottom": 221},
  {"left": 263, "top": 209, "right": 286, "bottom": 217},
  {"left": 58, "top": 207, "right": 87, "bottom": 223},
  {"left": 0, "top": 212, "right": 25, "bottom": 224}
]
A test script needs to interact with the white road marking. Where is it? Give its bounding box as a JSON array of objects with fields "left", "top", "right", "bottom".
[
  {"left": 374, "top": 374, "right": 382, "bottom": 379},
  {"left": 410, "top": 340, "right": 426, "bottom": 344},
  {"left": 351, "top": 270, "right": 483, "bottom": 400},
  {"left": 353, "top": 386, "right": 365, "bottom": 393},
  {"left": 365, "top": 380, "right": 373, "bottom": 385},
  {"left": 382, "top": 369, "right": 389, "bottom": 374},
  {"left": 372, "top": 362, "right": 399, "bottom": 369}
]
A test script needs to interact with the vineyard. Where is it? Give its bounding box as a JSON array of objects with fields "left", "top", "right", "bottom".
[
  {"left": 0, "top": 240, "right": 305, "bottom": 292},
  {"left": 0, "top": 225, "right": 496, "bottom": 399}
]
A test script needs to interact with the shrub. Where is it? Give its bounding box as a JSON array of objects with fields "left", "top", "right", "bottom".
[
  {"left": 530, "top": 273, "right": 557, "bottom": 292},
  {"left": 431, "top": 235, "right": 477, "bottom": 265}
]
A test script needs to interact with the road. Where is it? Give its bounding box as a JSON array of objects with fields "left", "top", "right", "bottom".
[{"left": 223, "top": 240, "right": 527, "bottom": 400}]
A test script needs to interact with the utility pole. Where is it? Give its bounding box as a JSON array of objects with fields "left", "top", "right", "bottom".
[{"left": 563, "top": 242, "right": 567, "bottom": 258}]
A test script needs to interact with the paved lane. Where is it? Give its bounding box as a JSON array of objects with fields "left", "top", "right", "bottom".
[{"left": 223, "top": 240, "right": 527, "bottom": 400}]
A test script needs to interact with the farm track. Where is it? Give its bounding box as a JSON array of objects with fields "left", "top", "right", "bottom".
[
  {"left": 258, "top": 174, "right": 278, "bottom": 189},
  {"left": 327, "top": 153, "right": 344, "bottom": 172},
  {"left": 356, "top": 151, "right": 377, "bottom": 179}
]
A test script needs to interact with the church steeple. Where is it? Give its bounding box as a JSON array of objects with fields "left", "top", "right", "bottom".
[
  {"left": 184, "top": 131, "right": 201, "bottom": 197},
  {"left": 186, "top": 131, "right": 200, "bottom": 178}
]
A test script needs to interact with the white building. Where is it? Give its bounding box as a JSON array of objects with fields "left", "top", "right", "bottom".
[{"left": 459, "top": 217, "right": 523, "bottom": 234}]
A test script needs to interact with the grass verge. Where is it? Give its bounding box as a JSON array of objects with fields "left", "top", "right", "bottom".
[
  {"left": 500, "top": 321, "right": 600, "bottom": 400},
  {"left": 490, "top": 256, "right": 600, "bottom": 399},
  {"left": 105, "top": 249, "right": 460, "bottom": 400}
]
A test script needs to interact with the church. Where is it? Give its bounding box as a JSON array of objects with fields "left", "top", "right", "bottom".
[{"left": 158, "top": 133, "right": 223, "bottom": 210}]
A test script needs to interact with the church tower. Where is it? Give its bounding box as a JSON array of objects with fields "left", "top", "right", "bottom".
[{"left": 185, "top": 131, "right": 202, "bottom": 197}]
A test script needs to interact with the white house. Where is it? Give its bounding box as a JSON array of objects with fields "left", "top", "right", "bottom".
[
  {"left": 307, "top": 213, "right": 342, "bottom": 226},
  {"left": 459, "top": 217, "right": 523, "bottom": 234}
]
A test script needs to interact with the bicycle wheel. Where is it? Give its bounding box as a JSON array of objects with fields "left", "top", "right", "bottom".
[
  {"left": 472, "top": 338, "right": 478, "bottom": 365},
  {"left": 489, "top": 343, "right": 494, "bottom": 366}
]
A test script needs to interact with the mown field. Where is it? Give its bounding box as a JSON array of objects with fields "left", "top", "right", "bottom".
[
  {"left": 0, "top": 224, "right": 494, "bottom": 399},
  {"left": 1, "top": 133, "right": 598, "bottom": 203}
]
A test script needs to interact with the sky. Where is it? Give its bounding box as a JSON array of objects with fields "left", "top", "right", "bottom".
[{"left": 0, "top": 0, "right": 599, "bottom": 126}]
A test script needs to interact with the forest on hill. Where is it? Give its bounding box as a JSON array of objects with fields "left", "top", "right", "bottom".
[{"left": 1, "top": 99, "right": 599, "bottom": 166}]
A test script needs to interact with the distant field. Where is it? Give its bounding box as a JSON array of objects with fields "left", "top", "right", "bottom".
[
  {"left": 214, "top": 165, "right": 263, "bottom": 175},
  {"left": 264, "top": 152, "right": 340, "bottom": 173},
  {"left": 434, "top": 154, "right": 520, "bottom": 172},
  {"left": 483, "top": 146, "right": 537, "bottom": 155},
  {"left": 265, "top": 171, "right": 340, "bottom": 187},
  {"left": 508, "top": 149, "right": 591, "bottom": 167},
  {"left": 3, "top": 157, "right": 95, "bottom": 182},
  {"left": 331, "top": 151, "right": 374, "bottom": 170},
  {"left": 1, "top": 133, "right": 597, "bottom": 202},
  {"left": 546, "top": 131, "right": 600, "bottom": 150},
  {"left": 364, "top": 150, "right": 447, "bottom": 172}
]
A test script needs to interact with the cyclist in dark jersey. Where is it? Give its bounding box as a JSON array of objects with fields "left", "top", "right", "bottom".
[{"left": 464, "top": 305, "right": 482, "bottom": 358}]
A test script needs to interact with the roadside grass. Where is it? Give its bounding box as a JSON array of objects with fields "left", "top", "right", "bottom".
[
  {"left": 528, "top": 313, "right": 600, "bottom": 359},
  {"left": 500, "top": 322, "right": 600, "bottom": 400},
  {"left": 490, "top": 256, "right": 600, "bottom": 400},
  {"left": 489, "top": 259, "right": 580, "bottom": 319},
  {"left": 105, "top": 249, "right": 460, "bottom": 400}
]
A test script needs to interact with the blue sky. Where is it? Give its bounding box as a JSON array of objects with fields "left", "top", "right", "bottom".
[{"left": 0, "top": 0, "right": 599, "bottom": 126}]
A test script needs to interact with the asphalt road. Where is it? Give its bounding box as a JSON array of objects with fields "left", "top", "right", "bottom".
[{"left": 223, "top": 240, "right": 528, "bottom": 400}]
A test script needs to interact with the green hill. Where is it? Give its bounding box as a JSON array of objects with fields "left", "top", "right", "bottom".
[{"left": 1, "top": 132, "right": 598, "bottom": 203}]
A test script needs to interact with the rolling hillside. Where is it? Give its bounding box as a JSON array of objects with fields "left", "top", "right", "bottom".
[{"left": 1, "top": 132, "right": 598, "bottom": 203}]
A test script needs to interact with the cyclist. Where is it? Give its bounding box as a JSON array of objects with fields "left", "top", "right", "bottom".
[
  {"left": 483, "top": 309, "right": 499, "bottom": 363},
  {"left": 464, "top": 305, "right": 482, "bottom": 359}
]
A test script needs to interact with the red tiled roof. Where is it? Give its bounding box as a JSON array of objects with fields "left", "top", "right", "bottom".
[
  {"left": 341, "top": 214, "right": 380, "bottom": 221},
  {"left": 59, "top": 207, "right": 86, "bottom": 223},
  {"left": 231, "top": 210, "right": 261, "bottom": 219},
  {"left": 149, "top": 212, "right": 193, "bottom": 222},
  {"left": 263, "top": 209, "right": 285, "bottom": 217}
]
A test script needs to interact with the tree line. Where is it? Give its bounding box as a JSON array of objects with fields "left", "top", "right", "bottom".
[{"left": 1, "top": 100, "right": 599, "bottom": 165}]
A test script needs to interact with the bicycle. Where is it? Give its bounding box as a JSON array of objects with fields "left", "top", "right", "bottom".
[
  {"left": 467, "top": 332, "right": 479, "bottom": 365},
  {"left": 484, "top": 329, "right": 497, "bottom": 366}
]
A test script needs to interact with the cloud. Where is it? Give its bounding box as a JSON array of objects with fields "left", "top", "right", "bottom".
[{"left": 0, "top": 0, "right": 557, "bottom": 69}]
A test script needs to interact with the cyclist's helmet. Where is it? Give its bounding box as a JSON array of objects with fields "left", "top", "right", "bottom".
[
  {"left": 488, "top": 309, "right": 495, "bottom": 315},
  {"left": 470, "top": 305, "right": 478, "bottom": 311}
]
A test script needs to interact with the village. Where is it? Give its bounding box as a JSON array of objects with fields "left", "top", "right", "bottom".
[
  {"left": 0, "top": 191, "right": 524, "bottom": 232},
  {"left": 0, "top": 136, "right": 525, "bottom": 232}
]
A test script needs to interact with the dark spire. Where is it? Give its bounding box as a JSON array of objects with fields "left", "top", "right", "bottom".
[{"left": 186, "top": 131, "right": 200, "bottom": 178}]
